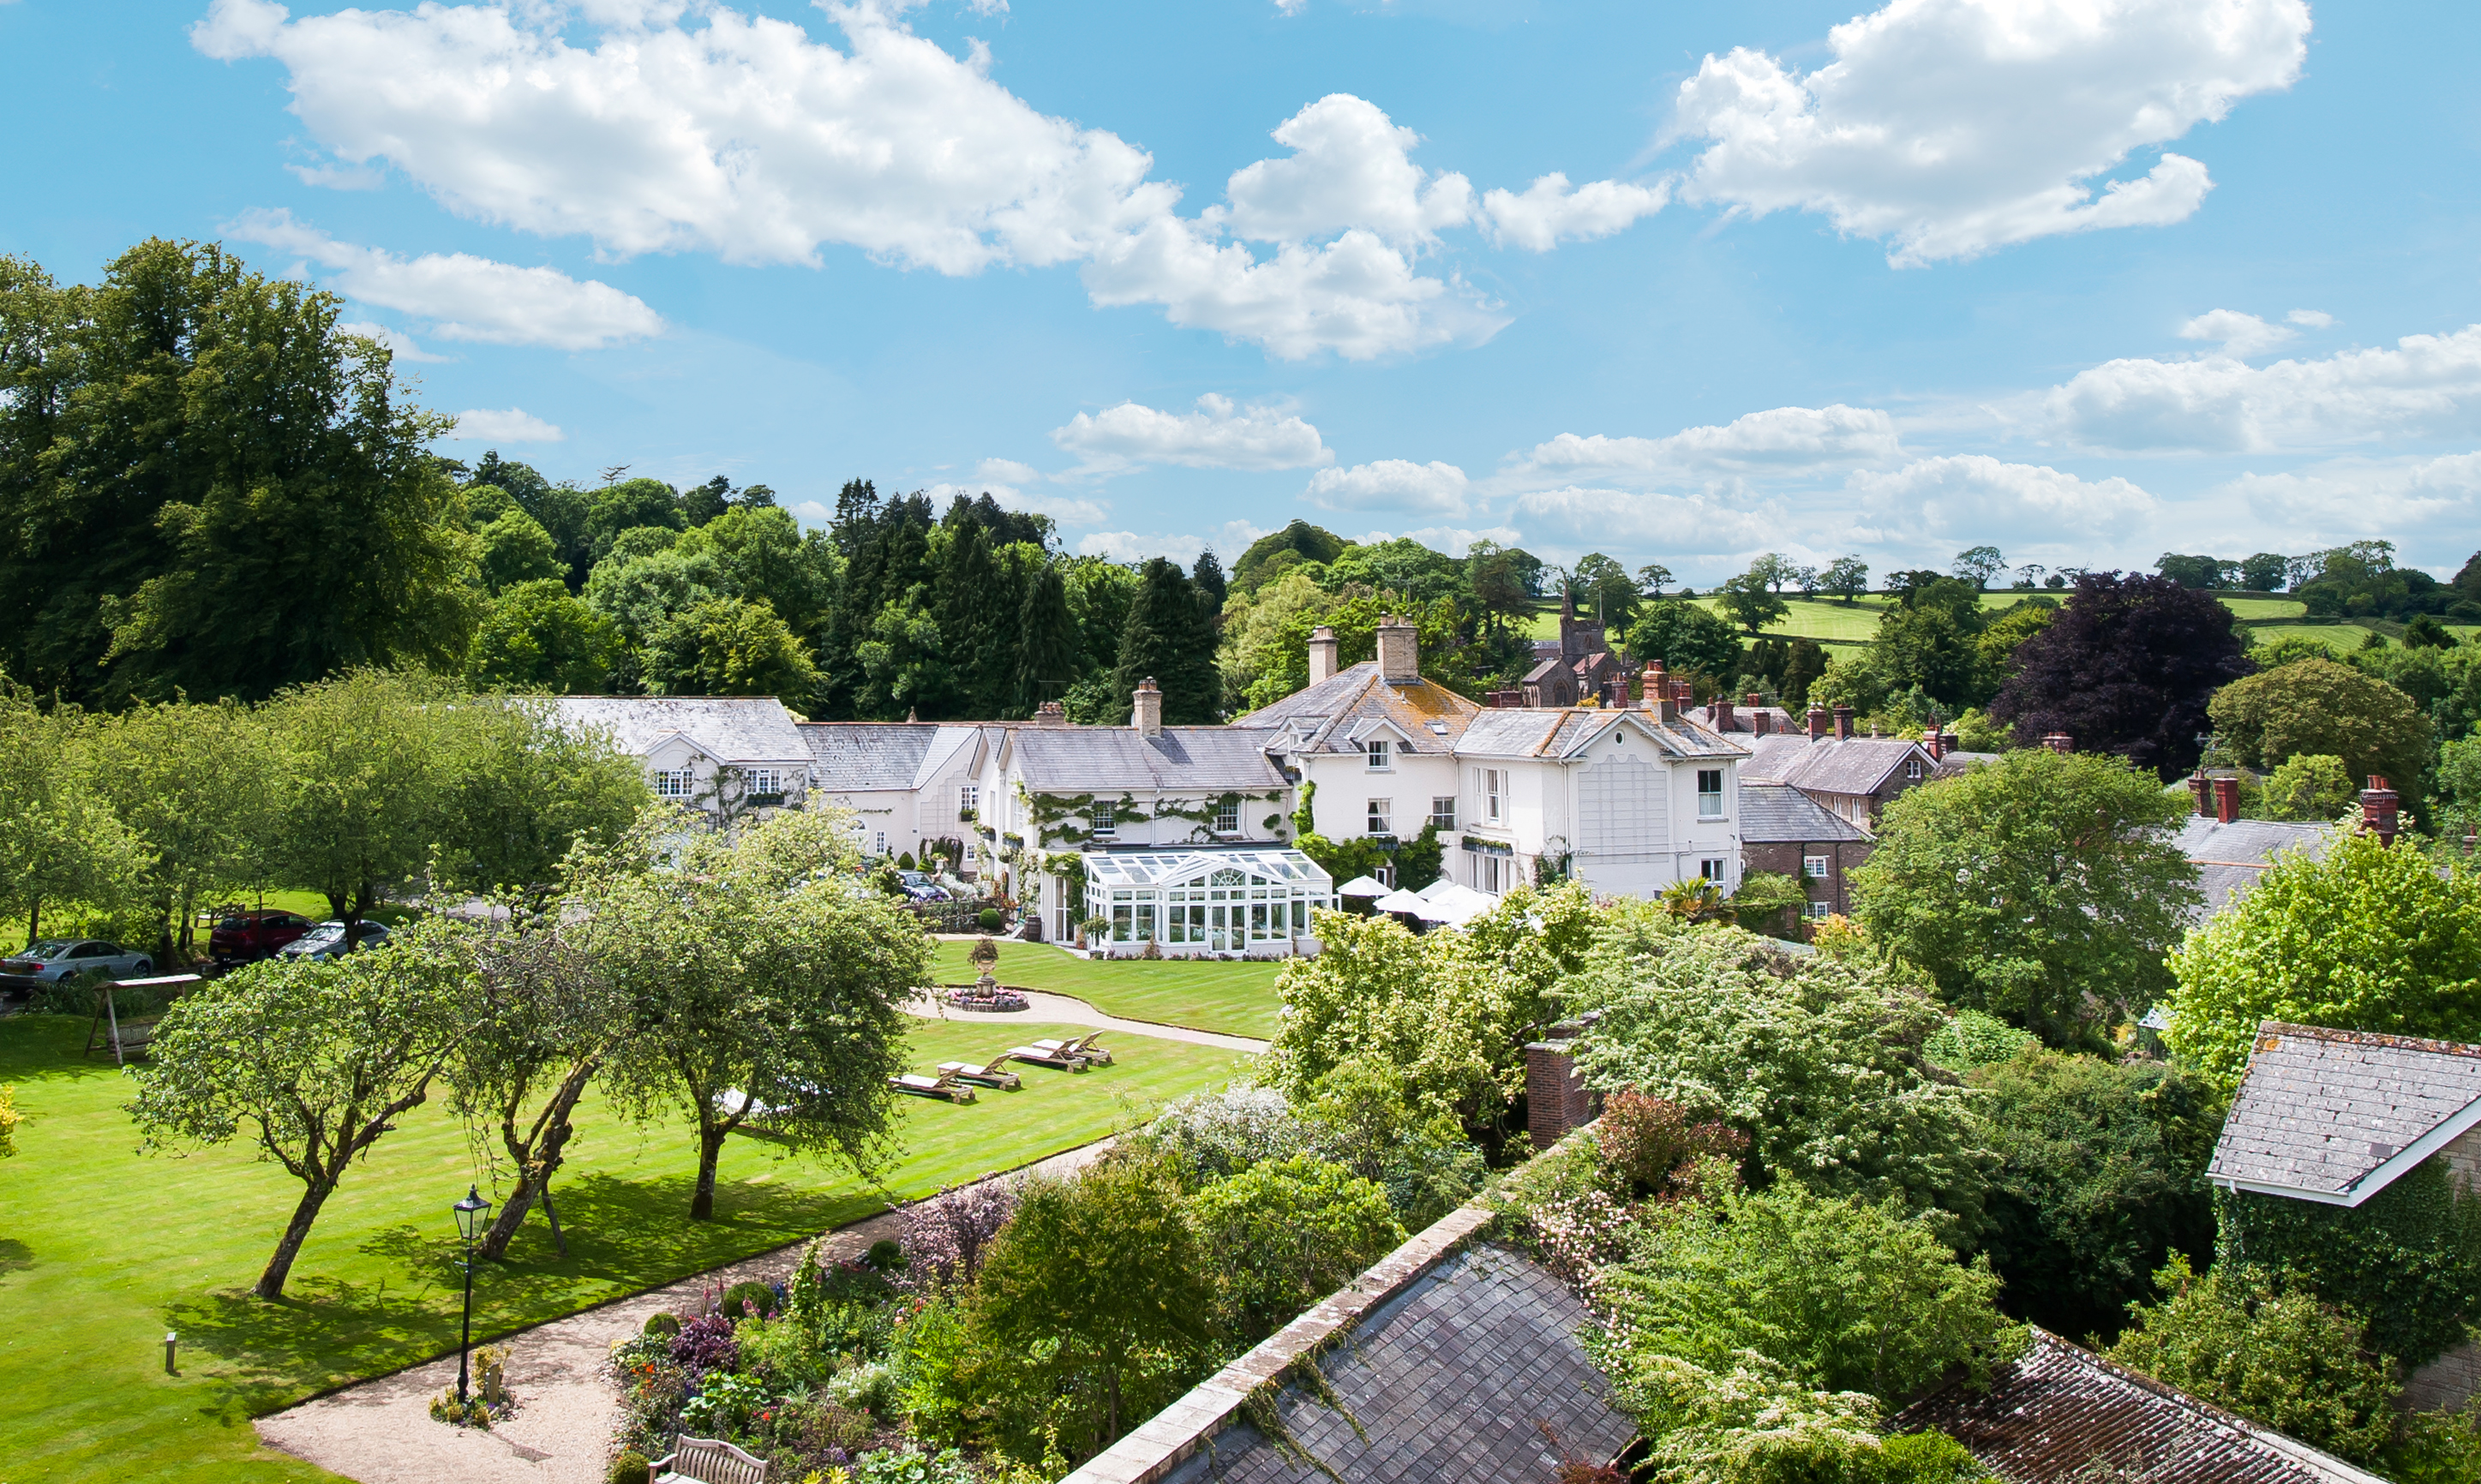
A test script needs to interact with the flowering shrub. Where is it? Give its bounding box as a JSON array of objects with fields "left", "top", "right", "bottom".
[
  {"left": 1525, "top": 1187, "right": 1638, "bottom": 1314},
  {"left": 1594, "top": 1092, "right": 1747, "bottom": 1198},
  {"left": 898, "top": 1179, "right": 1021, "bottom": 1291},
  {"left": 669, "top": 1313, "right": 740, "bottom": 1379}
]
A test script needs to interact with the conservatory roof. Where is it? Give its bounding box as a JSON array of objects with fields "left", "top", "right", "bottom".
[{"left": 1080, "top": 847, "right": 1333, "bottom": 891}]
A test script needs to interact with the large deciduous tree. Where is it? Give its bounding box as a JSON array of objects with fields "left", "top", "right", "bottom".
[
  {"left": 436, "top": 696, "right": 648, "bottom": 896},
  {"left": 127, "top": 917, "right": 475, "bottom": 1298},
  {"left": 2165, "top": 832, "right": 2481, "bottom": 1091},
  {"left": 2206, "top": 656, "right": 2433, "bottom": 793},
  {"left": 84, "top": 697, "right": 274, "bottom": 960},
  {"left": 1989, "top": 571, "right": 2254, "bottom": 779},
  {"left": 1627, "top": 601, "right": 1744, "bottom": 685},
  {"left": 1851, "top": 748, "right": 2199, "bottom": 1048},
  {"left": 0, "top": 678, "right": 149, "bottom": 944},
  {"left": 0, "top": 240, "right": 480, "bottom": 705},
  {"left": 592, "top": 809, "right": 924, "bottom": 1219}
]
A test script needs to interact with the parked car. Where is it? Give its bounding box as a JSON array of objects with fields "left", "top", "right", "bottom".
[
  {"left": 897, "top": 871, "right": 951, "bottom": 902},
  {"left": 0, "top": 939, "right": 154, "bottom": 990},
  {"left": 276, "top": 919, "right": 393, "bottom": 961},
  {"left": 208, "top": 910, "right": 315, "bottom": 963}
]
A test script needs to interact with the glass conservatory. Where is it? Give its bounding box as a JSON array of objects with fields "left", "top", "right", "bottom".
[{"left": 1081, "top": 848, "right": 1335, "bottom": 957}]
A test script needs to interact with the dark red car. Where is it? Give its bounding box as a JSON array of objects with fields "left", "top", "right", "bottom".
[{"left": 209, "top": 911, "right": 315, "bottom": 964}]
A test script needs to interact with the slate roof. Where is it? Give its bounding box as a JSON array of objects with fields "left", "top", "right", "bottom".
[
  {"left": 1456, "top": 706, "right": 1748, "bottom": 762},
  {"left": 2173, "top": 815, "right": 2340, "bottom": 918},
  {"left": 554, "top": 696, "right": 812, "bottom": 763},
  {"left": 2206, "top": 1022, "right": 2481, "bottom": 1206},
  {"left": 1740, "top": 733, "right": 1928, "bottom": 795},
  {"left": 799, "top": 722, "right": 941, "bottom": 791},
  {"left": 1234, "top": 661, "right": 1481, "bottom": 757},
  {"left": 1896, "top": 1328, "right": 2386, "bottom": 1484},
  {"left": 1933, "top": 749, "right": 2004, "bottom": 776},
  {"left": 1740, "top": 781, "right": 1872, "bottom": 844},
  {"left": 1004, "top": 726, "right": 1291, "bottom": 793},
  {"left": 1159, "top": 1243, "right": 1631, "bottom": 1484}
]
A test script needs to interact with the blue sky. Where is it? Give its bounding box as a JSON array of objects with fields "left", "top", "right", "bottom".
[{"left": 6, "top": 0, "right": 2478, "bottom": 583}]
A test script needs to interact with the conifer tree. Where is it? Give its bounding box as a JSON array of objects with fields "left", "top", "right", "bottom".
[
  {"left": 1114, "top": 558, "right": 1221, "bottom": 724},
  {"left": 1015, "top": 562, "right": 1080, "bottom": 715}
]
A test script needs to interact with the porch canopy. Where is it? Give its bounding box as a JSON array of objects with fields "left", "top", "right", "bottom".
[{"left": 1082, "top": 847, "right": 1336, "bottom": 949}]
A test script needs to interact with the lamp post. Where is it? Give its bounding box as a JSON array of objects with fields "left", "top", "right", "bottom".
[{"left": 452, "top": 1184, "right": 494, "bottom": 1405}]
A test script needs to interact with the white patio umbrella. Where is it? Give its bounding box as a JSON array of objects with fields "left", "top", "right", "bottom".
[
  {"left": 1411, "top": 883, "right": 1497, "bottom": 927},
  {"left": 1369, "top": 888, "right": 1428, "bottom": 916},
  {"left": 1334, "top": 875, "right": 1390, "bottom": 898}
]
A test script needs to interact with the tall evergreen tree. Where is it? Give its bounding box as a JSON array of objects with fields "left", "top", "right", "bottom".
[
  {"left": 1015, "top": 562, "right": 1081, "bottom": 714},
  {"left": 1193, "top": 548, "right": 1228, "bottom": 610},
  {"left": 938, "top": 522, "right": 1009, "bottom": 718},
  {"left": 1115, "top": 558, "right": 1221, "bottom": 724}
]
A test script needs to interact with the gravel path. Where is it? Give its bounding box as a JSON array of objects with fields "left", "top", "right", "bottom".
[
  {"left": 254, "top": 1140, "right": 1115, "bottom": 1484},
  {"left": 251, "top": 990, "right": 1256, "bottom": 1482}
]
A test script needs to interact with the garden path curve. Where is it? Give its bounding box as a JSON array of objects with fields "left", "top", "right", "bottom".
[
  {"left": 902, "top": 987, "right": 1271, "bottom": 1053},
  {"left": 251, "top": 1139, "right": 1114, "bottom": 1484}
]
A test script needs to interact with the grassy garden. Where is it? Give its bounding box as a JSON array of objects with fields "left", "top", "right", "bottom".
[
  {"left": 0, "top": 1011, "right": 1243, "bottom": 1483},
  {"left": 926, "top": 941, "right": 1284, "bottom": 1039}
]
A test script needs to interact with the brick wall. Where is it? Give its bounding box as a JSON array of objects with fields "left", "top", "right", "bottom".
[
  {"left": 2404, "top": 1130, "right": 2481, "bottom": 1412},
  {"left": 1525, "top": 1020, "right": 1598, "bottom": 1149},
  {"left": 1741, "top": 839, "right": 1871, "bottom": 925}
]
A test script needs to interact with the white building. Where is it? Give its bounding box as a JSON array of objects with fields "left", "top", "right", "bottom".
[
  {"left": 800, "top": 721, "right": 980, "bottom": 861},
  {"left": 554, "top": 696, "right": 815, "bottom": 817}
]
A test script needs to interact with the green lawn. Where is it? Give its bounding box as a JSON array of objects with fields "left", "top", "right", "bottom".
[
  {"left": 929, "top": 941, "right": 1285, "bottom": 1039},
  {"left": 0, "top": 1013, "right": 1243, "bottom": 1482},
  {"left": 1524, "top": 590, "right": 2332, "bottom": 651}
]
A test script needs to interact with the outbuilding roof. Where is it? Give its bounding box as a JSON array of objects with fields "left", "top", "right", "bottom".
[
  {"left": 1739, "top": 733, "right": 1928, "bottom": 795},
  {"left": 2172, "top": 815, "right": 2340, "bottom": 919},
  {"left": 554, "top": 696, "right": 812, "bottom": 763},
  {"left": 1003, "top": 726, "right": 1291, "bottom": 794},
  {"left": 1896, "top": 1327, "right": 2386, "bottom": 1484},
  {"left": 2207, "top": 1022, "right": 2481, "bottom": 1206},
  {"left": 800, "top": 722, "right": 941, "bottom": 792},
  {"left": 1739, "top": 781, "right": 1872, "bottom": 844}
]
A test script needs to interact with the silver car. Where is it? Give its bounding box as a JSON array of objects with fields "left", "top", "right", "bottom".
[
  {"left": 0, "top": 939, "right": 155, "bottom": 989},
  {"left": 276, "top": 920, "right": 393, "bottom": 961}
]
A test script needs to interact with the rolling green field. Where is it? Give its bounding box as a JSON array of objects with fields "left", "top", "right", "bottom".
[
  {"left": 0, "top": 1012, "right": 1243, "bottom": 1481},
  {"left": 1522, "top": 591, "right": 2383, "bottom": 652},
  {"left": 929, "top": 940, "right": 1285, "bottom": 1039}
]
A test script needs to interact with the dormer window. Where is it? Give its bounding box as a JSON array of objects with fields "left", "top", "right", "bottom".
[
  {"left": 1907, "top": 757, "right": 1925, "bottom": 781},
  {"left": 1365, "top": 739, "right": 1393, "bottom": 770}
]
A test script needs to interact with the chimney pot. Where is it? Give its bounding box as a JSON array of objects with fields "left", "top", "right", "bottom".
[
  {"left": 1832, "top": 705, "right": 1855, "bottom": 741},
  {"left": 1307, "top": 625, "right": 1339, "bottom": 686},
  {"left": 1941, "top": 729, "right": 1960, "bottom": 757},
  {"left": 2360, "top": 775, "right": 2401, "bottom": 846},
  {"left": 1746, "top": 691, "right": 1764, "bottom": 709},
  {"left": 1375, "top": 615, "right": 1419, "bottom": 685},
  {"left": 2041, "top": 732, "right": 2074, "bottom": 755},
  {"left": 2189, "top": 769, "right": 2212, "bottom": 817},
  {"left": 2213, "top": 775, "right": 2239, "bottom": 824},
  {"left": 1132, "top": 676, "right": 1163, "bottom": 737},
  {"left": 1807, "top": 707, "right": 1830, "bottom": 741},
  {"left": 1924, "top": 732, "right": 1944, "bottom": 761},
  {"left": 1640, "top": 665, "right": 1663, "bottom": 710},
  {"left": 1036, "top": 701, "right": 1068, "bottom": 727},
  {"left": 1718, "top": 698, "right": 1738, "bottom": 733}
]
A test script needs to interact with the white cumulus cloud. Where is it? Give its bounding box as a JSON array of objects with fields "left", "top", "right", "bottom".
[
  {"left": 1510, "top": 404, "right": 1902, "bottom": 484},
  {"left": 924, "top": 481, "right": 1107, "bottom": 527},
  {"left": 1848, "top": 455, "right": 2157, "bottom": 541},
  {"left": 1665, "top": 0, "right": 2310, "bottom": 265},
  {"left": 976, "top": 458, "right": 1043, "bottom": 485},
  {"left": 1349, "top": 524, "right": 1524, "bottom": 557},
  {"left": 2287, "top": 308, "right": 2334, "bottom": 329},
  {"left": 1212, "top": 94, "right": 1475, "bottom": 248},
  {"left": 1481, "top": 173, "right": 1669, "bottom": 253},
  {"left": 2178, "top": 308, "right": 2292, "bottom": 357},
  {"left": 1077, "top": 519, "right": 1268, "bottom": 566},
  {"left": 450, "top": 408, "right": 565, "bottom": 442},
  {"left": 336, "top": 320, "right": 446, "bottom": 362},
  {"left": 2220, "top": 452, "right": 2481, "bottom": 544},
  {"left": 1050, "top": 394, "right": 1332, "bottom": 474},
  {"left": 1511, "top": 487, "right": 1790, "bottom": 559},
  {"left": 1303, "top": 459, "right": 1471, "bottom": 516},
  {"left": 231, "top": 209, "right": 663, "bottom": 350},
  {"left": 2046, "top": 324, "right": 2481, "bottom": 452}
]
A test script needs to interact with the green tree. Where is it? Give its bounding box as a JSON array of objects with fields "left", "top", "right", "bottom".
[
  {"left": 644, "top": 597, "right": 821, "bottom": 699},
  {"left": 2208, "top": 657, "right": 2432, "bottom": 793},
  {"left": 1872, "top": 581, "right": 1991, "bottom": 709},
  {"left": 594, "top": 809, "right": 924, "bottom": 1218},
  {"left": 259, "top": 668, "right": 461, "bottom": 950},
  {"left": 1232, "top": 519, "right": 1347, "bottom": 595},
  {"left": 586, "top": 476, "right": 681, "bottom": 564},
  {"left": 2262, "top": 752, "right": 2355, "bottom": 821},
  {"left": 127, "top": 918, "right": 476, "bottom": 1298},
  {"left": 0, "top": 687, "right": 147, "bottom": 944},
  {"left": 2165, "top": 831, "right": 2481, "bottom": 1090},
  {"left": 1993, "top": 573, "right": 2252, "bottom": 779},
  {"left": 2439, "top": 737, "right": 2481, "bottom": 825},
  {"left": 1717, "top": 571, "right": 1789, "bottom": 635},
  {"left": 1190, "top": 1154, "right": 1404, "bottom": 1344},
  {"left": 479, "top": 508, "right": 562, "bottom": 593},
  {"left": 2106, "top": 1254, "right": 2396, "bottom": 1465},
  {"left": 1969, "top": 1050, "right": 2220, "bottom": 1341},
  {"left": 1952, "top": 545, "right": 2007, "bottom": 589},
  {"left": 0, "top": 240, "right": 482, "bottom": 703},
  {"left": 1012, "top": 561, "right": 1081, "bottom": 713},
  {"left": 468, "top": 579, "right": 622, "bottom": 693},
  {"left": 1851, "top": 748, "right": 2199, "bottom": 1047},
  {"left": 680, "top": 505, "right": 835, "bottom": 640},
  {"left": 83, "top": 698, "right": 273, "bottom": 961},
  {"left": 1628, "top": 600, "right": 1744, "bottom": 684},
  {"left": 1567, "top": 552, "right": 1639, "bottom": 626},
  {"left": 435, "top": 697, "right": 648, "bottom": 895},
  {"left": 1564, "top": 929, "right": 1993, "bottom": 1235},
  {"left": 2241, "top": 553, "right": 2291, "bottom": 592},
  {"left": 1599, "top": 1180, "right": 2017, "bottom": 1401},
  {"left": 1823, "top": 555, "right": 1871, "bottom": 605},
  {"left": 971, "top": 1157, "right": 1214, "bottom": 1447},
  {"left": 1635, "top": 562, "right": 1675, "bottom": 599},
  {"left": 1114, "top": 558, "right": 1221, "bottom": 724},
  {"left": 1972, "top": 601, "right": 2054, "bottom": 688}
]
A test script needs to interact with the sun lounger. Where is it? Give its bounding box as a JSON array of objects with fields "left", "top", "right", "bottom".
[
  {"left": 1029, "top": 1031, "right": 1113, "bottom": 1066},
  {"left": 1006, "top": 1042, "right": 1091, "bottom": 1072},
  {"left": 935, "top": 1055, "right": 1022, "bottom": 1091},
  {"left": 890, "top": 1071, "right": 976, "bottom": 1104}
]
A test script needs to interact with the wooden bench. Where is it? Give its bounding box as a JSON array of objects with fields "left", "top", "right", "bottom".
[{"left": 653, "top": 1435, "right": 769, "bottom": 1484}]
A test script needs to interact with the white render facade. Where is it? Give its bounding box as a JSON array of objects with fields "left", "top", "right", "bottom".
[{"left": 554, "top": 696, "right": 816, "bottom": 820}]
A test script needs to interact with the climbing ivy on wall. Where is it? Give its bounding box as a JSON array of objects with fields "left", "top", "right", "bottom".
[{"left": 2219, "top": 1163, "right": 2481, "bottom": 1367}]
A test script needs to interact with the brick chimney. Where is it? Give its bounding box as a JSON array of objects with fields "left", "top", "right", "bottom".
[
  {"left": 1832, "top": 705, "right": 1855, "bottom": 741},
  {"left": 1375, "top": 613, "right": 1419, "bottom": 684},
  {"left": 1807, "top": 706, "right": 1830, "bottom": 741},
  {"left": 1641, "top": 661, "right": 1667, "bottom": 709},
  {"left": 1307, "top": 625, "right": 1339, "bottom": 686},
  {"left": 1923, "top": 731, "right": 1944, "bottom": 761},
  {"left": 2189, "top": 769, "right": 2212, "bottom": 817},
  {"left": 2041, "top": 732, "right": 2074, "bottom": 754},
  {"left": 1131, "top": 676, "right": 1162, "bottom": 737},
  {"left": 1717, "top": 697, "right": 1738, "bottom": 733},
  {"left": 2212, "top": 775, "right": 2239, "bottom": 824},
  {"left": 1034, "top": 701, "right": 1068, "bottom": 727},
  {"left": 1654, "top": 672, "right": 1680, "bottom": 724},
  {"left": 2360, "top": 775, "right": 2400, "bottom": 846},
  {"left": 1940, "top": 729, "right": 1960, "bottom": 757}
]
